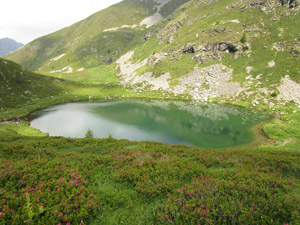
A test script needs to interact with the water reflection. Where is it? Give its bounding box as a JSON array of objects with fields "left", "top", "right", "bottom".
[{"left": 29, "top": 100, "right": 273, "bottom": 148}]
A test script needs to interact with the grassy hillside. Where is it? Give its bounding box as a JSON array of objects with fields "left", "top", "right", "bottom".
[
  {"left": 0, "top": 58, "right": 72, "bottom": 119},
  {"left": 4, "top": 0, "right": 153, "bottom": 70},
  {"left": 4, "top": 0, "right": 160, "bottom": 72},
  {"left": 4, "top": 0, "right": 197, "bottom": 73},
  {"left": 132, "top": 0, "right": 300, "bottom": 84},
  {"left": 0, "top": 58, "right": 168, "bottom": 120}
]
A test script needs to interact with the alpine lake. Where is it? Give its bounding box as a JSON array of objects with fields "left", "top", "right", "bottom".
[{"left": 28, "top": 100, "right": 274, "bottom": 148}]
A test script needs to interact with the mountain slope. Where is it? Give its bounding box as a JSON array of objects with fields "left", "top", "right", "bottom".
[
  {"left": 0, "top": 58, "right": 69, "bottom": 119},
  {"left": 116, "top": 0, "right": 300, "bottom": 107},
  {"left": 0, "top": 38, "right": 23, "bottom": 57},
  {"left": 5, "top": 0, "right": 300, "bottom": 109},
  {"left": 5, "top": 0, "right": 186, "bottom": 72}
]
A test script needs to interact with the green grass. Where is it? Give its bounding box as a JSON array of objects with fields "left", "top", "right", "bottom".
[
  {"left": 42, "top": 64, "right": 120, "bottom": 85},
  {"left": 263, "top": 111, "right": 300, "bottom": 141},
  {"left": 0, "top": 121, "right": 47, "bottom": 138},
  {"left": 0, "top": 58, "right": 74, "bottom": 119}
]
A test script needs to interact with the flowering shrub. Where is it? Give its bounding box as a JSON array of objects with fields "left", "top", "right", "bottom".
[
  {"left": 109, "top": 148, "right": 300, "bottom": 224},
  {"left": 0, "top": 136, "right": 299, "bottom": 224},
  {"left": 158, "top": 171, "right": 299, "bottom": 224},
  {"left": 110, "top": 149, "right": 205, "bottom": 195},
  {"left": 0, "top": 149, "right": 100, "bottom": 224}
]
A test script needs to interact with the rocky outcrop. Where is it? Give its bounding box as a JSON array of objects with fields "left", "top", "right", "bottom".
[
  {"left": 130, "top": 72, "right": 171, "bottom": 91},
  {"left": 182, "top": 42, "right": 249, "bottom": 63},
  {"left": 170, "top": 52, "right": 182, "bottom": 61},
  {"left": 231, "top": 0, "right": 299, "bottom": 12},
  {"left": 291, "top": 49, "right": 300, "bottom": 55},
  {"left": 172, "top": 64, "right": 244, "bottom": 100},
  {"left": 190, "top": 42, "right": 246, "bottom": 54},
  {"left": 156, "top": 18, "right": 185, "bottom": 44},
  {"left": 116, "top": 51, "right": 245, "bottom": 100},
  {"left": 193, "top": 51, "right": 222, "bottom": 63},
  {"left": 204, "top": 42, "right": 238, "bottom": 53},
  {"left": 164, "top": 42, "right": 250, "bottom": 64},
  {"left": 272, "top": 39, "right": 300, "bottom": 56},
  {"left": 147, "top": 53, "right": 166, "bottom": 65},
  {"left": 290, "top": 39, "right": 300, "bottom": 55},
  {"left": 143, "top": 33, "right": 152, "bottom": 41},
  {"left": 182, "top": 43, "right": 195, "bottom": 53}
]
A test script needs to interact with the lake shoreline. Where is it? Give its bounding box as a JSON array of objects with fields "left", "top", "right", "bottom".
[{"left": 27, "top": 99, "right": 275, "bottom": 149}]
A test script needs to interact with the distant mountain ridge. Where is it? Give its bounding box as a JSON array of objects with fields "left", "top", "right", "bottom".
[
  {"left": 4, "top": 0, "right": 188, "bottom": 71},
  {"left": 0, "top": 38, "right": 23, "bottom": 57}
]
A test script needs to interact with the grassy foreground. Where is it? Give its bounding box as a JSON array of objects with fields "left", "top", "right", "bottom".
[{"left": 0, "top": 110, "right": 300, "bottom": 225}]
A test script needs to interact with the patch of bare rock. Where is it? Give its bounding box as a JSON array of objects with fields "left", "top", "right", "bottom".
[
  {"left": 117, "top": 51, "right": 244, "bottom": 100},
  {"left": 277, "top": 75, "right": 300, "bottom": 104},
  {"left": 116, "top": 51, "right": 148, "bottom": 83},
  {"left": 140, "top": 0, "right": 171, "bottom": 28},
  {"left": 231, "top": 0, "right": 300, "bottom": 13},
  {"left": 173, "top": 64, "right": 244, "bottom": 100}
]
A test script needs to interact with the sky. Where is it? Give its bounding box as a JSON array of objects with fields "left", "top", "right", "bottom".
[{"left": 0, "top": 0, "right": 123, "bottom": 44}]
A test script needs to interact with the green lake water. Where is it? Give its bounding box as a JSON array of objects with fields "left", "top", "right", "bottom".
[{"left": 29, "top": 100, "right": 273, "bottom": 148}]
